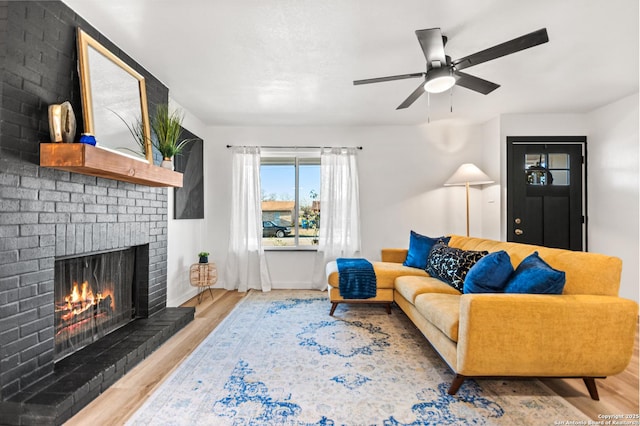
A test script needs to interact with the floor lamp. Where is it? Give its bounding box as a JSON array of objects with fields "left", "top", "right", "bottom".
[{"left": 444, "top": 163, "right": 494, "bottom": 237}]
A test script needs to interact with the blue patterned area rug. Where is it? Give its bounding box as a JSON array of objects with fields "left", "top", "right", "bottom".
[{"left": 127, "top": 290, "right": 588, "bottom": 425}]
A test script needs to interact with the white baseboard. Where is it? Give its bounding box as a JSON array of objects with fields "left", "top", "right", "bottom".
[{"left": 167, "top": 288, "right": 199, "bottom": 308}]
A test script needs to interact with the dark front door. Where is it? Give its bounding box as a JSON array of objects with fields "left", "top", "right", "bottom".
[{"left": 507, "top": 136, "right": 586, "bottom": 251}]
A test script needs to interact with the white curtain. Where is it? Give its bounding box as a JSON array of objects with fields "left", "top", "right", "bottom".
[
  {"left": 225, "top": 147, "right": 272, "bottom": 292},
  {"left": 312, "top": 147, "right": 361, "bottom": 289}
]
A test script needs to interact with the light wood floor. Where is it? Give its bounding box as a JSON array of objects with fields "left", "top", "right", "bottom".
[{"left": 66, "top": 290, "right": 639, "bottom": 424}]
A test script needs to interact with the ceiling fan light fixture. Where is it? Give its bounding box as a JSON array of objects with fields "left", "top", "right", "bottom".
[{"left": 423, "top": 67, "right": 456, "bottom": 93}]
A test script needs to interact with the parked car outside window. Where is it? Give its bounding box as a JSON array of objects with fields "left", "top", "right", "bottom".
[{"left": 262, "top": 221, "right": 291, "bottom": 238}]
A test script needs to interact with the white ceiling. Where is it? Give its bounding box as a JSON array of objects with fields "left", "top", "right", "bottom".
[{"left": 62, "top": 0, "right": 639, "bottom": 126}]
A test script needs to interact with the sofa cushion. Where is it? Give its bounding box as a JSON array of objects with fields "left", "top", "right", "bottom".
[
  {"left": 504, "top": 251, "right": 566, "bottom": 294},
  {"left": 426, "top": 243, "right": 488, "bottom": 292},
  {"left": 395, "top": 276, "right": 460, "bottom": 303},
  {"left": 403, "top": 231, "right": 450, "bottom": 269},
  {"left": 463, "top": 250, "right": 514, "bottom": 294},
  {"left": 414, "top": 293, "right": 461, "bottom": 342}
]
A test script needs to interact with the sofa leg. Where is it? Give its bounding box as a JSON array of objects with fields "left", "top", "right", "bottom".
[
  {"left": 385, "top": 303, "right": 391, "bottom": 315},
  {"left": 448, "top": 375, "right": 466, "bottom": 395},
  {"left": 329, "top": 302, "right": 338, "bottom": 316},
  {"left": 583, "top": 378, "right": 600, "bottom": 400}
]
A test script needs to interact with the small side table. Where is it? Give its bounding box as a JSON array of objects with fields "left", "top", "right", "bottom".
[{"left": 190, "top": 262, "right": 218, "bottom": 304}]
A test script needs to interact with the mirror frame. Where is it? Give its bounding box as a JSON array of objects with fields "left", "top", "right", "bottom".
[{"left": 76, "top": 28, "right": 153, "bottom": 163}]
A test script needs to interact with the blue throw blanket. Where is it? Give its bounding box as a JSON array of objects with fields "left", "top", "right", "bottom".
[{"left": 336, "top": 258, "right": 376, "bottom": 299}]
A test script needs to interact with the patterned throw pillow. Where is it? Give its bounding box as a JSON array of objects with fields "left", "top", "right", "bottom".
[{"left": 426, "top": 243, "right": 488, "bottom": 292}]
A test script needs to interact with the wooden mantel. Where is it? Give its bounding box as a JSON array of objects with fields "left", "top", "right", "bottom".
[{"left": 40, "top": 143, "right": 183, "bottom": 187}]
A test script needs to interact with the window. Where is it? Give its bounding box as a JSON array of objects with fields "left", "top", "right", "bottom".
[
  {"left": 525, "top": 153, "right": 570, "bottom": 186},
  {"left": 260, "top": 150, "right": 320, "bottom": 249}
]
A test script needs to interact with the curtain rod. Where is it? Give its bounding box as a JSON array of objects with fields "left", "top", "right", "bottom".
[{"left": 226, "top": 145, "right": 362, "bottom": 150}]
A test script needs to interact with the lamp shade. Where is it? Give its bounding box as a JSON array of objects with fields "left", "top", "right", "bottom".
[{"left": 444, "top": 163, "right": 494, "bottom": 186}]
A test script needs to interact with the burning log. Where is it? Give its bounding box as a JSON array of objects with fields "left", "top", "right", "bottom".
[{"left": 55, "top": 281, "right": 114, "bottom": 336}]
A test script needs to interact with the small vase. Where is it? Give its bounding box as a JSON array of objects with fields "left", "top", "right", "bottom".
[
  {"left": 161, "top": 157, "right": 174, "bottom": 170},
  {"left": 199, "top": 256, "right": 208, "bottom": 264},
  {"left": 48, "top": 101, "right": 76, "bottom": 143}
]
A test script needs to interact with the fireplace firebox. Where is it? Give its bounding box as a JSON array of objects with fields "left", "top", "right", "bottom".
[{"left": 54, "top": 247, "right": 137, "bottom": 360}]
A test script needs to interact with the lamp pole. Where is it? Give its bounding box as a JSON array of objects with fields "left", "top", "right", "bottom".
[
  {"left": 465, "top": 181, "right": 470, "bottom": 237},
  {"left": 444, "top": 163, "right": 494, "bottom": 238}
]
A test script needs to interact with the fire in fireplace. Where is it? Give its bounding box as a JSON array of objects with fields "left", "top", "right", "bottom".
[
  {"left": 56, "top": 281, "right": 114, "bottom": 335},
  {"left": 54, "top": 247, "right": 137, "bottom": 360}
]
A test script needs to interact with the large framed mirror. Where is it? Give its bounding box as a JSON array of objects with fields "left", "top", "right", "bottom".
[{"left": 77, "top": 28, "right": 153, "bottom": 163}]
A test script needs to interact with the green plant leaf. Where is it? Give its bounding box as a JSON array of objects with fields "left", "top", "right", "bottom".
[
  {"left": 150, "top": 104, "right": 195, "bottom": 158},
  {"left": 108, "top": 108, "right": 149, "bottom": 157}
]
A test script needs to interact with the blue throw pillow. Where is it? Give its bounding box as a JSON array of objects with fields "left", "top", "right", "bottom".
[
  {"left": 463, "top": 250, "right": 514, "bottom": 294},
  {"left": 503, "top": 252, "right": 566, "bottom": 294},
  {"left": 403, "top": 231, "right": 450, "bottom": 269}
]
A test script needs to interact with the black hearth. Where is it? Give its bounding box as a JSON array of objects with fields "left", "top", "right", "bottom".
[{"left": 2, "top": 308, "right": 194, "bottom": 425}]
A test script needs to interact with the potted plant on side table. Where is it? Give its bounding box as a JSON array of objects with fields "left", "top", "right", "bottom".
[{"left": 198, "top": 251, "right": 210, "bottom": 263}]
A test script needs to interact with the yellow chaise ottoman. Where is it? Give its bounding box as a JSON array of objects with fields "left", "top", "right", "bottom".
[{"left": 325, "top": 257, "right": 428, "bottom": 315}]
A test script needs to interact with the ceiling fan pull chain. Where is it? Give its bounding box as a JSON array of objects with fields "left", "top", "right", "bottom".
[
  {"left": 427, "top": 92, "right": 431, "bottom": 123},
  {"left": 450, "top": 87, "right": 453, "bottom": 112}
]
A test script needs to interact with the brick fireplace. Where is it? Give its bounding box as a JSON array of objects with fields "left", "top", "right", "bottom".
[{"left": 0, "top": 1, "right": 194, "bottom": 423}]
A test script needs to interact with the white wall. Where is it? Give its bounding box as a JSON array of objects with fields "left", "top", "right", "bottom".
[
  {"left": 480, "top": 117, "right": 501, "bottom": 240},
  {"left": 586, "top": 93, "right": 639, "bottom": 302},
  {"left": 166, "top": 99, "right": 209, "bottom": 307},
  {"left": 357, "top": 122, "right": 488, "bottom": 255}
]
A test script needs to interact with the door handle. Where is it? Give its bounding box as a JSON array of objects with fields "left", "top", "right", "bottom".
[{"left": 514, "top": 229, "right": 524, "bottom": 236}]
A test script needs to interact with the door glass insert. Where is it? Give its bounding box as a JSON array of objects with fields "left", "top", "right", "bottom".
[
  {"left": 525, "top": 154, "right": 550, "bottom": 185},
  {"left": 548, "top": 153, "right": 568, "bottom": 168},
  {"left": 525, "top": 153, "right": 570, "bottom": 186},
  {"left": 548, "top": 153, "right": 570, "bottom": 185}
]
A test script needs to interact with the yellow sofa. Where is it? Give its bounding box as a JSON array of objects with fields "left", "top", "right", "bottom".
[{"left": 326, "top": 235, "right": 638, "bottom": 400}]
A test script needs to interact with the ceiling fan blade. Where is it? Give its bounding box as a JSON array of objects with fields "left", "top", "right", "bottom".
[
  {"left": 452, "top": 28, "right": 549, "bottom": 71},
  {"left": 415, "top": 28, "right": 447, "bottom": 68},
  {"left": 353, "top": 72, "right": 424, "bottom": 85},
  {"left": 396, "top": 80, "right": 426, "bottom": 109},
  {"left": 453, "top": 71, "right": 500, "bottom": 95}
]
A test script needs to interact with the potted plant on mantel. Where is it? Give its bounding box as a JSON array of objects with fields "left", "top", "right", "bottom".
[
  {"left": 198, "top": 251, "right": 210, "bottom": 263},
  {"left": 151, "top": 104, "right": 195, "bottom": 170},
  {"left": 117, "top": 104, "right": 194, "bottom": 169}
]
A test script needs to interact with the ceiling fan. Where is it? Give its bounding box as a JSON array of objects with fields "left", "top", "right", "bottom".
[{"left": 354, "top": 28, "right": 549, "bottom": 110}]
